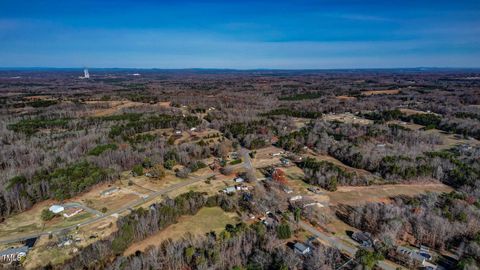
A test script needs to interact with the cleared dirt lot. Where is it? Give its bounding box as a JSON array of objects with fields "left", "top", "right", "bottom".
[{"left": 124, "top": 207, "right": 239, "bottom": 256}]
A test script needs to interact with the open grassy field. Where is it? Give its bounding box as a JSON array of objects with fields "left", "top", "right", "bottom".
[
  {"left": 305, "top": 150, "right": 375, "bottom": 179},
  {"left": 328, "top": 183, "right": 453, "bottom": 206},
  {"left": 323, "top": 113, "right": 373, "bottom": 125},
  {"left": 335, "top": 95, "right": 356, "bottom": 101},
  {"left": 0, "top": 201, "right": 49, "bottom": 238},
  {"left": 251, "top": 146, "right": 284, "bottom": 167},
  {"left": 398, "top": 108, "right": 437, "bottom": 116},
  {"left": 387, "top": 120, "right": 480, "bottom": 150},
  {"left": 0, "top": 198, "right": 92, "bottom": 239},
  {"left": 361, "top": 89, "right": 400, "bottom": 96},
  {"left": 69, "top": 179, "right": 149, "bottom": 212},
  {"left": 291, "top": 117, "right": 311, "bottom": 129},
  {"left": 24, "top": 216, "right": 120, "bottom": 269},
  {"left": 424, "top": 129, "right": 480, "bottom": 150},
  {"left": 124, "top": 207, "right": 239, "bottom": 256},
  {"left": 84, "top": 100, "right": 173, "bottom": 117}
]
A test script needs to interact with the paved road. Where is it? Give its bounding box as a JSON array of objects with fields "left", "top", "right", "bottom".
[
  {"left": 0, "top": 170, "right": 229, "bottom": 245},
  {"left": 239, "top": 148, "right": 257, "bottom": 181}
]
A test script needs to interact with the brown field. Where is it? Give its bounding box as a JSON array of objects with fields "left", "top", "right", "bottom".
[
  {"left": 292, "top": 117, "right": 311, "bottom": 129},
  {"left": 387, "top": 120, "right": 480, "bottom": 149},
  {"left": 23, "top": 95, "right": 54, "bottom": 100},
  {"left": 328, "top": 183, "right": 453, "bottom": 206},
  {"left": 424, "top": 129, "right": 480, "bottom": 150},
  {"left": 166, "top": 171, "right": 245, "bottom": 198},
  {"left": 85, "top": 100, "right": 173, "bottom": 117},
  {"left": 24, "top": 215, "right": 119, "bottom": 270},
  {"left": 335, "top": 95, "right": 356, "bottom": 101},
  {"left": 70, "top": 180, "right": 150, "bottom": 212},
  {"left": 85, "top": 100, "right": 144, "bottom": 117},
  {"left": 305, "top": 150, "right": 374, "bottom": 178},
  {"left": 176, "top": 128, "right": 223, "bottom": 145},
  {"left": 124, "top": 207, "right": 239, "bottom": 256},
  {"left": 361, "top": 89, "right": 400, "bottom": 96},
  {"left": 0, "top": 200, "right": 50, "bottom": 238},
  {"left": 252, "top": 146, "right": 284, "bottom": 167},
  {"left": 125, "top": 171, "right": 185, "bottom": 192},
  {"left": 323, "top": 113, "right": 373, "bottom": 125},
  {"left": 0, "top": 200, "right": 93, "bottom": 239},
  {"left": 398, "top": 108, "right": 435, "bottom": 116},
  {"left": 387, "top": 120, "right": 424, "bottom": 130}
]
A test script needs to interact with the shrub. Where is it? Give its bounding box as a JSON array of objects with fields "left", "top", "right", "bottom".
[
  {"left": 132, "top": 164, "right": 144, "bottom": 176},
  {"left": 276, "top": 223, "right": 292, "bottom": 239},
  {"left": 41, "top": 208, "right": 56, "bottom": 221}
]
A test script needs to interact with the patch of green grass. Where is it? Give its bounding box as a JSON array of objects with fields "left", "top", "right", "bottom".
[
  {"left": 88, "top": 144, "right": 118, "bottom": 156},
  {"left": 229, "top": 158, "right": 242, "bottom": 165}
]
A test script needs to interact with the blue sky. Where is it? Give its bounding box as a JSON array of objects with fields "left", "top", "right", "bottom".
[{"left": 0, "top": 0, "right": 479, "bottom": 69}]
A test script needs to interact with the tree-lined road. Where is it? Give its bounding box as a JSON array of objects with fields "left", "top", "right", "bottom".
[{"left": 0, "top": 164, "right": 243, "bottom": 245}]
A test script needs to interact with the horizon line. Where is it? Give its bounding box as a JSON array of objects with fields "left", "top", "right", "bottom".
[{"left": 1, "top": 66, "right": 480, "bottom": 71}]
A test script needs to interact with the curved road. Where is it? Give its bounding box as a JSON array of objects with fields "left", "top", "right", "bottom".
[{"left": 0, "top": 165, "right": 241, "bottom": 245}]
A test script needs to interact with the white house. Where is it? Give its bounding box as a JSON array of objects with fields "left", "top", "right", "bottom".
[
  {"left": 49, "top": 205, "right": 65, "bottom": 214},
  {"left": 289, "top": 195, "right": 303, "bottom": 202},
  {"left": 223, "top": 187, "right": 236, "bottom": 194},
  {"left": 234, "top": 177, "right": 244, "bottom": 183}
]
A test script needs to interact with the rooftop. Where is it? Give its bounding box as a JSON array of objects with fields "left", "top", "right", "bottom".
[{"left": 0, "top": 246, "right": 28, "bottom": 257}]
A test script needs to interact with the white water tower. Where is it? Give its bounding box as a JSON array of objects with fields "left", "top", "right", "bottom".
[{"left": 84, "top": 68, "right": 90, "bottom": 79}]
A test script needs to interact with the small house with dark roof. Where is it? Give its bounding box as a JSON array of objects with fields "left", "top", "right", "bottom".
[{"left": 294, "top": 242, "right": 311, "bottom": 255}]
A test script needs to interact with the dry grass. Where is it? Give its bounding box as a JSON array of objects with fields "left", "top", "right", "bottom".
[
  {"left": 387, "top": 120, "right": 480, "bottom": 150},
  {"left": 292, "top": 117, "right": 311, "bottom": 129},
  {"left": 398, "top": 108, "right": 435, "bottom": 116},
  {"left": 252, "top": 146, "right": 284, "bottom": 167},
  {"left": 0, "top": 200, "right": 50, "bottom": 238},
  {"left": 85, "top": 100, "right": 173, "bottom": 117},
  {"left": 305, "top": 150, "right": 373, "bottom": 178},
  {"left": 361, "top": 89, "right": 400, "bottom": 96},
  {"left": 124, "top": 207, "right": 239, "bottom": 256},
  {"left": 85, "top": 100, "right": 144, "bottom": 117},
  {"left": 323, "top": 113, "right": 373, "bottom": 125},
  {"left": 24, "top": 216, "right": 120, "bottom": 269},
  {"left": 328, "top": 183, "right": 453, "bottom": 206},
  {"left": 335, "top": 95, "right": 356, "bottom": 101},
  {"left": 23, "top": 95, "right": 54, "bottom": 100},
  {"left": 424, "top": 129, "right": 480, "bottom": 150}
]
